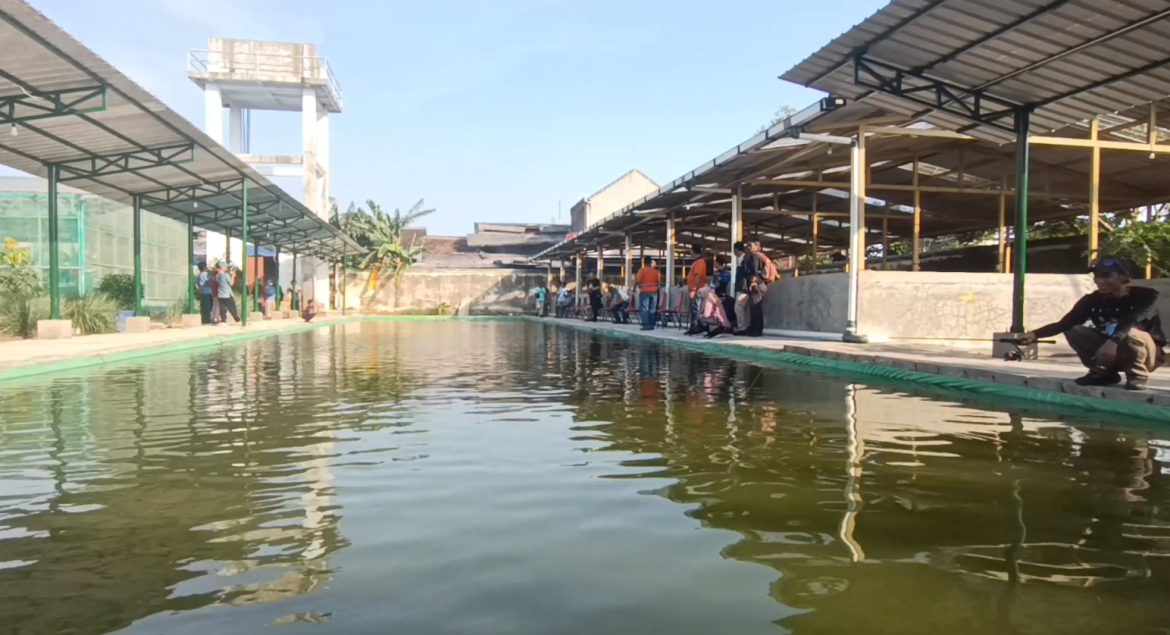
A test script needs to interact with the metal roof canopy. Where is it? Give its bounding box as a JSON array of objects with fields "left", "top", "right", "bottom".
[
  {"left": 531, "top": 98, "right": 1155, "bottom": 263},
  {"left": 533, "top": 97, "right": 851, "bottom": 261},
  {"left": 782, "top": 0, "right": 1170, "bottom": 142},
  {"left": 0, "top": 0, "right": 362, "bottom": 259}
]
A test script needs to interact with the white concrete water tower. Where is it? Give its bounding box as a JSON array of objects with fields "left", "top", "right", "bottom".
[{"left": 188, "top": 38, "right": 344, "bottom": 305}]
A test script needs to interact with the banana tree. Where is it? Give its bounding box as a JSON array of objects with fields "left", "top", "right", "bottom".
[{"left": 357, "top": 199, "right": 435, "bottom": 289}]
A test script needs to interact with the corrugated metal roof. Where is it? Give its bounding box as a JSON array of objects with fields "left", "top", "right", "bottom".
[
  {"left": 782, "top": 0, "right": 1170, "bottom": 142},
  {"left": 532, "top": 96, "right": 1170, "bottom": 263},
  {"left": 0, "top": 0, "right": 361, "bottom": 258}
]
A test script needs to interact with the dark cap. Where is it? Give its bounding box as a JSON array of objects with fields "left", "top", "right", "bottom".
[
  {"left": 1090, "top": 255, "right": 1135, "bottom": 277},
  {"left": 733, "top": 241, "right": 746, "bottom": 252}
]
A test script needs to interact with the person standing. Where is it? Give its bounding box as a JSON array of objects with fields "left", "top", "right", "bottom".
[
  {"left": 215, "top": 263, "right": 241, "bottom": 325},
  {"left": 743, "top": 241, "right": 770, "bottom": 337},
  {"left": 636, "top": 257, "right": 661, "bottom": 331},
  {"left": 686, "top": 244, "right": 708, "bottom": 330},
  {"left": 732, "top": 243, "right": 751, "bottom": 334},
  {"left": 264, "top": 278, "right": 278, "bottom": 319},
  {"left": 534, "top": 283, "right": 549, "bottom": 317},
  {"left": 586, "top": 274, "right": 603, "bottom": 322},
  {"left": 196, "top": 262, "right": 214, "bottom": 325}
]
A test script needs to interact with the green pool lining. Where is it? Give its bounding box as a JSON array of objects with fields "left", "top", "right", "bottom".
[
  {"left": 537, "top": 318, "right": 1170, "bottom": 424},
  {"left": 0, "top": 315, "right": 517, "bottom": 384}
]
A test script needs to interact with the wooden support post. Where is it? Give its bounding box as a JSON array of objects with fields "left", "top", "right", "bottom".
[
  {"left": 882, "top": 218, "right": 889, "bottom": 267},
  {"left": 812, "top": 182, "right": 820, "bottom": 274},
  {"left": 1147, "top": 205, "right": 1155, "bottom": 278},
  {"left": 1089, "top": 117, "right": 1100, "bottom": 265},
  {"left": 912, "top": 157, "right": 920, "bottom": 272},
  {"left": 998, "top": 176, "right": 1008, "bottom": 274}
]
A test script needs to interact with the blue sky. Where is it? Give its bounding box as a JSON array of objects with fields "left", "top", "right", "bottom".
[{"left": 30, "top": 0, "right": 886, "bottom": 236}]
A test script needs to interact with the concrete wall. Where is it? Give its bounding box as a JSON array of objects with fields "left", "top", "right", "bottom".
[
  {"left": 762, "top": 273, "right": 850, "bottom": 333},
  {"left": 762, "top": 271, "right": 1170, "bottom": 340},
  {"left": 857, "top": 271, "right": 1095, "bottom": 339},
  {"left": 344, "top": 268, "right": 547, "bottom": 315}
]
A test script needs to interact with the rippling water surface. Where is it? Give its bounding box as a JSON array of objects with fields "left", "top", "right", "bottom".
[{"left": 2, "top": 321, "right": 1170, "bottom": 634}]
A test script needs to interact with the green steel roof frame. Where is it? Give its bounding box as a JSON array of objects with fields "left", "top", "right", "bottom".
[{"left": 0, "top": 0, "right": 363, "bottom": 259}]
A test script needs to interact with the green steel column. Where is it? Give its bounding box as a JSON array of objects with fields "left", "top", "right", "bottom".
[
  {"left": 241, "top": 186, "right": 249, "bottom": 327},
  {"left": 77, "top": 199, "right": 87, "bottom": 294},
  {"left": 133, "top": 195, "right": 143, "bottom": 317},
  {"left": 187, "top": 215, "right": 196, "bottom": 314},
  {"left": 47, "top": 165, "right": 61, "bottom": 320},
  {"left": 341, "top": 247, "right": 347, "bottom": 316},
  {"left": 1010, "top": 109, "right": 1031, "bottom": 334},
  {"left": 291, "top": 250, "right": 299, "bottom": 311}
]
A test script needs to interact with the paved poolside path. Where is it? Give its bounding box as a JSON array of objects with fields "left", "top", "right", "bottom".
[
  {"left": 536, "top": 316, "right": 1170, "bottom": 412},
  {"left": 0, "top": 315, "right": 351, "bottom": 376}
]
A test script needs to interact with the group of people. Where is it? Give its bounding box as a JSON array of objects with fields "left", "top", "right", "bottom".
[
  {"left": 532, "top": 244, "right": 1166, "bottom": 392},
  {"left": 195, "top": 262, "right": 318, "bottom": 326},
  {"left": 534, "top": 240, "right": 779, "bottom": 338}
]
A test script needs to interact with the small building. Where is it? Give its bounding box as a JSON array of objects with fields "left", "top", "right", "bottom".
[{"left": 570, "top": 170, "right": 659, "bottom": 234}]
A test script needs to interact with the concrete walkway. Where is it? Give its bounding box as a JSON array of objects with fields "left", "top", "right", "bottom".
[
  {"left": 538, "top": 317, "right": 1170, "bottom": 412},
  {"left": 0, "top": 315, "right": 349, "bottom": 377}
]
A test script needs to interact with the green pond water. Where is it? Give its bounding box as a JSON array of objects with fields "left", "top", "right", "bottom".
[{"left": 1, "top": 320, "right": 1169, "bottom": 635}]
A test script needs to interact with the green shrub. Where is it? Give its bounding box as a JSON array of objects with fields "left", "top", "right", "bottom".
[
  {"left": 0, "top": 292, "right": 48, "bottom": 339},
  {"left": 96, "top": 274, "right": 143, "bottom": 311},
  {"left": 164, "top": 299, "right": 188, "bottom": 325},
  {"left": 64, "top": 292, "right": 118, "bottom": 335}
]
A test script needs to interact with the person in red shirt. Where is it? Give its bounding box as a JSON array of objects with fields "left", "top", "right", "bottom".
[
  {"left": 636, "top": 257, "right": 661, "bottom": 331},
  {"left": 685, "top": 244, "right": 708, "bottom": 332}
]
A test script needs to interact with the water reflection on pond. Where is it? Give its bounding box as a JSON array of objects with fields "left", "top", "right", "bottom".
[{"left": 0, "top": 321, "right": 1168, "bottom": 635}]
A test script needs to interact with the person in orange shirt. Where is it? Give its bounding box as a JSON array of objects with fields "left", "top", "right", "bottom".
[
  {"left": 685, "top": 244, "right": 708, "bottom": 331},
  {"left": 635, "top": 257, "right": 661, "bottom": 331}
]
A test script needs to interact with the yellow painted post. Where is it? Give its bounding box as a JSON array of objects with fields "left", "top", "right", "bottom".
[
  {"left": 1089, "top": 117, "right": 1100, "bottom": 265},
  {"left": 882, "top": 217, "right": 889, "bottom": 267},
  {"left": 912, "top": 157, "right": 921, "bottom": 271},
  {"left": 812, "top": 214, "right": 820, "bottom": 274},
  {"left": 1147, "top": 205, "right": 1155, "bottom": 278},
  {"left": 998, "top": 176, "right": 1007, "bottom": 273}
]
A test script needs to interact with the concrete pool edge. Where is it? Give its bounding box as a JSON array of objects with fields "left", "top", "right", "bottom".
[
  {"left": 534, "top": 318, "right": 1170, "bottom": 423},
  {"left": 0, "top": 315, "right": 517, "bottom": 384}
]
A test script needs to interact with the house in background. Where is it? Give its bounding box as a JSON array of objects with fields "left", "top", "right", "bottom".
[{"left": 570, "top": 170, "right": 659, "bottom": 234}]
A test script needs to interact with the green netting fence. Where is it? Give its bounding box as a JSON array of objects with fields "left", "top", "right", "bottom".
[{"left": 0, "top": 191, "right": 189, "bottom": 310}]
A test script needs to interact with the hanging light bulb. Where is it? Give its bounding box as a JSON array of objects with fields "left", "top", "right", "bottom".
[
  {"left": 9, "top": 123, "right": 17, "bottom": 137},
  {"left": 193, "top": 201, "right": 199, "bottom": 209}
]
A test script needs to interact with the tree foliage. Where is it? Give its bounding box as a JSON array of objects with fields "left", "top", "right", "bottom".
[
  {"left": 1100, "top": 220, "right": 1170, "bottom": 278},
  {"left": 329, "top": 199, "right": 436, "bottom": 285},
  {"left": 355, "top": 199, "right": 436, "bottom": 283},
  {"left": 0, "top": 237, "right": 40, "bottom": 296},
  {"left": 760, "top": 106, "right": 798, "bottom": 133}
]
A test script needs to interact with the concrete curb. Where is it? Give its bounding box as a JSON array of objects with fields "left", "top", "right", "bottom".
[{"left": 0, "top": 315, "right": 515, "bottom": 385}]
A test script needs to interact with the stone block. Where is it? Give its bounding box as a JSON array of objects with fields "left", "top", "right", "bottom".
[
  {"left": 36, "top": 319, "right": 73, "bottom": 340},
  {"left": 992, "top": 332, "right": 1037, "bottom": 360},
  {"left": 180, "top": 314, "right": 203, "bottom": 328},
  {"left": 125, "top": 316, "right": 152, "bottom": 334}
]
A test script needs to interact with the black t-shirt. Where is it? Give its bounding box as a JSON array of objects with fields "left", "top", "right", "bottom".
[{"left": 1034, "top": 286, "right": 1165, "bottom": 345}]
